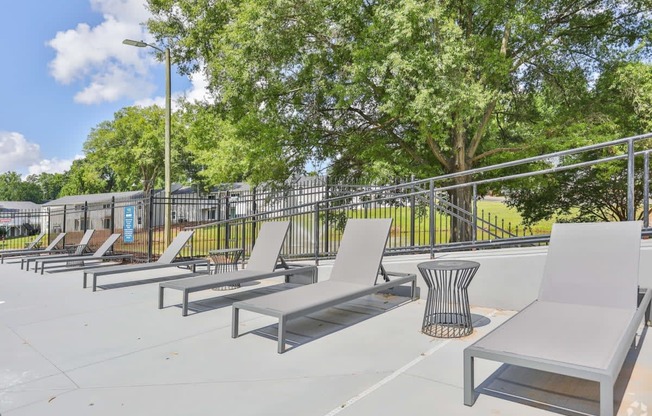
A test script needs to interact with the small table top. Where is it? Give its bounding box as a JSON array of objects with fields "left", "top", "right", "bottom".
[{"left": 417, "top": 260, "right": 480, "bottom": 271}]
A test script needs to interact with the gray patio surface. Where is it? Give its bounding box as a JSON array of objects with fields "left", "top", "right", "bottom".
[{"left": 0, "top": 249, "right": 650, "bottom": 416}]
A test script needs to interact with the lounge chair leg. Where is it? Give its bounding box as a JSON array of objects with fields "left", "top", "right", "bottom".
[
  {"left": 231, "top": 307, "right": 239, "bottom": 338},
  {"left": 182, "top": 291, "right": 189, "bottom": 316},
  {"left": 83, "top": 272, "right": 87, "bottom": 288},
  {"left": 464, "top": 350, "right": 475, "bottom": 406},
  {"left": 21, "top": 259, "right": 25, "bottom": 270},
  {"left": 92, "top": 275, "right": 97, "bottom": 292},
  {"left": 278, "top": 317, "right": 286, "bottom": 354},
  {"left": 40, "top": 264, "right": 44, "bottom": 275},
  {"left": 599, "top": 378, "right": 614, "bottom": 416},
  {"left": 411, "top": 279, "right": 417, "bottom": 300},
  {"left": 158, "top": 286, "right": 164, "bottom": 309}
]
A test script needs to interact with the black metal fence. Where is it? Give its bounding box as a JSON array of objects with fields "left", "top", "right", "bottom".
[{"left": 2, "top": 133, "right": 651, "bottom": 262}]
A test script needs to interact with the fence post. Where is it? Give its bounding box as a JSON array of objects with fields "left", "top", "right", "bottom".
[
  {"left": 314, "top": 203, "right": 320, "bottom": 265},
  {"left": 324, "top": 177, "right": 330, "bottom": 254},
  {"left": 627, "top": 139, "right": 635, "bottom": 221},
  {"left": 645, "top": 151, "right": 650, "bottom": 228},
  {"left": 217, "top": 195, "right": 222, "bottom": 250},
  {"left": 410, "top": 175, "right": 415, "bottom": 248},
  {"left": 251, "top": 186, "right": 257, "bottom": 245},
  {"left": 429, "top": 180, "right": 435, "bottom": 259},
  {"left": 242, "top": 217, "right": 247, "bottom": 262},
  {"left": 62, "top": 205, "right": 67, "bottom": 247},
  {"left": 47, "top": 207, "right": 51, "bottom": 245},
  {"left": 147, "top": 193, "right": 154, "bottom": 262},
  {"left": 83, "top": 201, "right": 88, "bottom": 232},
  {"left": 472, "top": 184, "right": 477, "bottom": 243},
  {"left": 110, "top": 196, "right": 115, "bottom": 234},
  {"left": 225, "top": 192, "right": 231, "bottom": 248}
]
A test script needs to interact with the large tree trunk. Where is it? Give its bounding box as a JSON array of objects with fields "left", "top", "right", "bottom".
[{"left": 448, "top": 181, "right": 473, "bottom": 243}]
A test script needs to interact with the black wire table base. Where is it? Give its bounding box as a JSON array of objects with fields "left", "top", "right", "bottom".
[{"left": 418, "top": 260, "right": 480, "bottom": 338}]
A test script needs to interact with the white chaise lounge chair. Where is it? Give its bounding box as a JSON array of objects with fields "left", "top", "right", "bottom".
[
  {"left": 231, "top": 218, "right": 417, "bottom": 353},
  {"left": 464, "top": 221, "right": 652, "bottom": 416},
  {"left": 82, "top": 230, "right": 209, "bottom": 291},
  {"left": 159, "top": 221, "right": 317, "bottom": 316},
  {"left": 32, "top": 233, "right": 133, "bottom": 274}
]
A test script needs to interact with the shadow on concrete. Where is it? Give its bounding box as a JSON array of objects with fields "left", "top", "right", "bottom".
[{"left": 475, "top": 326, "right": 647, "bottom": 416}]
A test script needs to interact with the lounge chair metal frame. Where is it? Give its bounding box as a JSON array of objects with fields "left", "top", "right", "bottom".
[
  {"left": 231, "top": 218, "right": 418, "bottom": 353},
  {"left": 1, "top": 233, "right": 67, "bottom": 264},
  {"left": 22, "top": 229, "right": 95, "bottom": 270},
  {"left": 33, "top": 233, "right": 133, "bottom": 274},
  {"left": 82, "top": 230, "right": 209, "bottom": 291},
  {"left": 463, "top": 221, "right": 652, "bottom": 416},
  {"left": 158, "top": 221, "right": 318, "bottom": 316}
]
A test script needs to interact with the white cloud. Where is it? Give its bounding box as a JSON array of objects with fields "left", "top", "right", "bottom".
[
  {"left": 133, "top": 67, "right": 213, "bottom": 109},
  {"left": 27, "top": 155, "right": 84, "bottom": 176},
  {"left": 48, "top": 0, "right": 211, "bottom": 106},
  {"left": 47, "top": 0, "right": 155, "bottom": 104},
  {"left": 0, "top": 132, "right": 42, "bottom": 173}
]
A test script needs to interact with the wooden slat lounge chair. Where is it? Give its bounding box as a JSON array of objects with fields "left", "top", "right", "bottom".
[
  {"left": 82, "top": 230, "right": 209, "bottom": 291},
  {"left": 159, "top": 221, "right": 317, "bottom": 316},
  {"left": 33, "top": 233, "right": 133, "bottom": 274},
  {"left": 231, "top": 218, "right": 417, "bottom": 353},
  {"left": 464, "top": 221, "right": 652, "bottom": 416}
]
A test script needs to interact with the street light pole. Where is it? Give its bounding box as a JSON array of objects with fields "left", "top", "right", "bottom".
[{"left": 123, "top": 39, "right": 172, "bottom": 248}]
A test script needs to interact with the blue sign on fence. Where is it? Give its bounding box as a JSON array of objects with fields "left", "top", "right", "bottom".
[{"left": 124, "top": 206, "right": 135, "bottom": 243}]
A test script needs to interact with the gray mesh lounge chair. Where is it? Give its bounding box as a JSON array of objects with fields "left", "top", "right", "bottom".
[
  {"left": 464, "top": 221, "right": 652, "bottom": 416},
  {"left": 22, "top": 229, "right": 95, "bottom": 270},
  {"left": 0, "top": 231, "right": 46, "bottom": 253},
  {"left": 32, "top": 233, "right": 133, "bottom": 274},
  {"left": 159, "top": 221, "right": 318, "bottom": 316},
  {"left": 82, "top": 230, "right": 209, "bottom": 291},
  {"left": 1, "top": 233, "right": 67, "bottom": 264},
  {"left": 231, "top": 218, "right": 417, "bottom": 353}
]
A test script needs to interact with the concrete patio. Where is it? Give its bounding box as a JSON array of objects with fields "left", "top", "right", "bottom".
[{"left": 0, "top": 245, "right": 650, "bottom": 416}]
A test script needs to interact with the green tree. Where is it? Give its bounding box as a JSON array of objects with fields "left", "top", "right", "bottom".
[
  {"left": 0, "top": 172, "right": 43, "bottom": 203},
  {"left": 81, "top": 105, "right": 188, "bottom": 196},
  {"left": 503, "top": 63, "right": 652, "bottom": 225},
  {"left": 147, "top": 0, "right": 652, "bottom": 241},
  {"left": 59, "top": 159, "right": 116, "bottom": 197},
  {"left": 25, "top": 172, "right": 67, "bottom": 201}
]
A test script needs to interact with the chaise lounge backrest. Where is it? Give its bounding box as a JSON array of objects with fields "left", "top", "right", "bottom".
[
  {"left": 329, "top": 218, "right": 392, "bottom": 286},
  {"left": 44, "top": 233, "right": 67, "bottom": 251},
  {"left": 156, "top": 230, "right": 196, "bottom": 264},
  {"left": 245, "top": 221, "right": 291, "bottom": 272},
  {"left": 26, "top": 232, "right": 46, "bottom": 249},
  {"left": 538, "top": 221, "right": 641, "bottom": 310},
  {"left": 91, "top": 234, "right": 122, "bottom": 258},
  {"left": 73, "top": 229, "right": 95, "bottom": 255}
]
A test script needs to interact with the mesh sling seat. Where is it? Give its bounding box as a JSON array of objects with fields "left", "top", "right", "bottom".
[
  {"left": 0, "top": 231, "right": 46, "bottom": 253},
  {"left": 231, "top": 218, "right": 418, "bottom": 353},
  {"left": 82, "top": 230, "right": 209, "bottom": 291},
  {"left": 32, "top": 233, "right": 133, "bottom": 274},
  {"left": 1, "top": 233, "right": 67, "bottom": 264},
  {"left": 22, "top": 229, "right": 95, "bottom": 270},
  {"left": 159, "top": 221, "right": 318, "bottom": 316},
  {"left": 464, "top": 221, "right": 652, "bottom": 416}
]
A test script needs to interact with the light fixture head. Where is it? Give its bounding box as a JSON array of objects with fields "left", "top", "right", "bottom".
[{"left": 122, "top": 39, "right": 148, "bottom": 47}]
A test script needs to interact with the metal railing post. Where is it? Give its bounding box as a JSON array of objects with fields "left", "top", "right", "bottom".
[
  {"left": 410, "top": 174, "right": 416, "bottom": 248},
  {"left": 645, "top": 151, "right": 650, "bottom": 227},
  {"left": 110, "top": 196, "right": 115, "bottom": 234},
  {"left": 314, "top": 203, "right": 320, "bottom": 265},
  {"left": 628, "top": 139, "right": 636, "bottom": 221},
  {"left": 147, "top": 193, "right": 154, "bottom": 262},
  {"left": 83, "top": 201, "right": 88, "bottom": 232},
  {"left": 472, "top": 184, "right": 477, "bottom": 242},
  {"left": 429, "top": 180, "right": 435, "bottom": 259}
]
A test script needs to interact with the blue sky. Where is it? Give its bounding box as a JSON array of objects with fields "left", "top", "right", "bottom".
[{"left": 0, "top": 0, "right": 206, "bottom": 177}]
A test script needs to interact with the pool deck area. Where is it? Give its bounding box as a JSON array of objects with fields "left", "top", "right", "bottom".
[{"left": 0, "top": 247, "right": 651, "bottom": 416}]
